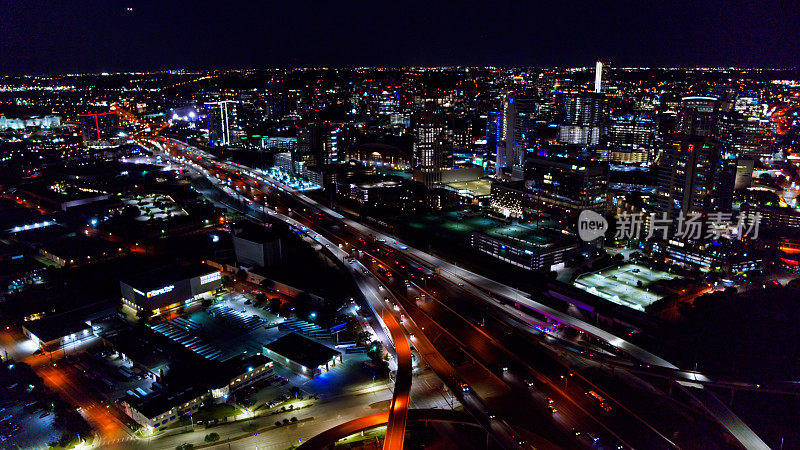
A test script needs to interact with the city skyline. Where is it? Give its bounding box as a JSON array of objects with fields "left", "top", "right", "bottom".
[{"left": 2, "top": 8, "right": 800, "bottom": 448}]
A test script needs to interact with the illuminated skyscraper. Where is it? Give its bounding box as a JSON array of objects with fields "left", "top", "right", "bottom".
[
  {"left": 205, "top": 100, "right": 238, "bottom": 147},
  {"left": 557, "top": 93, "right": 606, "bottom": 146},
  {"left": 485, "top": 110, "right": 502, "bottom": 170},
  {"left": 78, "top": 112, "right": 119, "bottom": 147},
  {"left": 498, "top": 96, "right": 538, "bottom": 179},
  {"left": 655, "top": 97, "right": 736, "bottom": 222},
  {"left": 412, "top": 106, "right": 453, "bottom": 185},
  {"left": 594, "top": 61, "right": 604, "bottom": 93}
]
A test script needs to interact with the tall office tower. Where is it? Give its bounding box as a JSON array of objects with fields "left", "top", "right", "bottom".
[
  {"left": 205, "top": 101, "right": 238, "bottom": 147},
  {"left": 525, "top": 156, "right": 609, "bottom": 213},
  {"left": 656, "top": 139, "right": 736, "bottom": 220},
  {"left": 676, "top": 96, "right": 719, "bottom": 137},
  {"left": 412, "top": 106, "right": 453, "bottom": 185},
  {"left": 323, "top": 125, "right": 341, "bottom": 165},
  {"left": 297, "top": 122, "right": 341, "bottom": 167},
  {"left": 485, "top": 110, "right": 502, "bottom": 170},
  {"left": 594, "top": 59, "right": 610, "bottom": 93},
  {"left": 594, "top": 61, "right": 604, "bottom": 93},
  {"left": 498, "top": 96, "right": 538, "bottom": 179},
  {"left": 78, "top": 112, "right": 119, "bottom": 147},
  {"left": 607, "top": 112, "right": 656, "bottom": 160},
  {"left": 655, "top": 96, "right": 736, "bottom": 223},
  {"left": 557, "top": 93, "right": 606, "bottom": 146}
]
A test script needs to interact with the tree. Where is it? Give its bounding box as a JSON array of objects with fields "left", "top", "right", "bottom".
[
  {"left": 204, "top": 433, "right": 220, "bottom": 443},
  {"left": 235, "top": 268, "right": 248, "bottom": 282},
  {"left": 269, "top": 297, "right": 282, "bottom": 315},
  {"left": 289, "top": 386, "right": 300, "bottom": 398},
  {"left": 293, "top": 292, "right": 313, "bottom": 319},
  {"left": 136, "top": 309, "right": 151, "bottom": 323}
]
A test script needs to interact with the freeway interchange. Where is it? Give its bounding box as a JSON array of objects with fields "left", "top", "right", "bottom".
[{"left": 141, "top": 135, "right": 771, "bottom": 449}]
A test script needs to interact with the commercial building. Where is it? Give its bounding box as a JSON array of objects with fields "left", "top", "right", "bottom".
[
  {"left": 607, "top": 113, "right": 656, "bottom": 156},
  {"left": 654, "top": 239, "right": 764, "bottom": 274},
  {"left": 22, "top": 316, "right": 93, "bottom": 351},
  {"left": 655, "top": 138, "right": 737, "bottom": 221},
  {"left": 412, "top": 106, "right": 453, "bottom": 186},
  {"left": 231, "top": 221, "right": 283, "bottom": 268},
  {"left": 742, "top": 205, "right": 800, "bottom": 231},
  {"left": 470, "top": 229, "right": 578, "bottom": 272},
  {"left": 0, "top": 115, "right": 61, "bottom": 130},
  {"left": 119, "top": 263, "right": 222, "bottom": 315},
  {"left": 262, "top": 332, "right": 342, "bottom": 378},
  {"left": 78, "top": 112, "right": 120, "bottom": 147},
  {"left": 104, "top": 325, "right": 273, "bottom": 430},
  {"left": 734, "top": 157, "right": 755, "bottom": 190},
  {"left": 557, "top": 93, "right": 606, "bottom": 146},
  {"left": 498, "top": 97, "right": 539, "bottom": 179},
  {"left": 205, "top": 101, "right": 238, "bottom": 147},
  {"left": 21, "top": 303, "right": 116, "bottom": 351},
  {"left": 525, "top": 156, "right": 609, "bottom": 213}
]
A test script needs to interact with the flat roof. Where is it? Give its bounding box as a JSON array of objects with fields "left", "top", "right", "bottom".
[
  {"left": 23, "top": 315, "right": 91, "bottom": 343},
  {"left": 264, "top": 332, "right": 340, "bottom": 369},
  {"left": 121, "top": 262, "right": 219, "bottom": 292},
  {"left": 446, "top": 179, "right": 492, "bottom": 197},
  {"left": 123, "top": 385, "right": 207, "bottom": 420}
]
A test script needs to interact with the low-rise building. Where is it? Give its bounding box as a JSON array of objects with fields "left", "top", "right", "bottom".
[
  {"left": 262, "top": 332, "right": 342, "bottom": 378},
  {"left": 119, "top": 263, "right": 222, "bottom": 316}
]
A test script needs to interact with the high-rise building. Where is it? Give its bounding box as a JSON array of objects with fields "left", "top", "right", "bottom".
[
  {"left": 655, "top": 97, "right": 737, "bottom": 222},
  {"left": 607, "top": 112, "right": 656, "bottom": 159},
  {"left": 485, "top": 110, "right": 502, "bottom": 170},
  {"left": 655, "top": 138, "right": 736, "bottom": 220},
  {"left": 498, "top": 97, "right": 538, "bottom": 179},
  {"left": 525, "top": 156, "right": 609, "bottom": 213},
  {"left": 594, "top": 61, "right": 604, "bottom": 93},
  {"left": 676, "top": 96, "right": 719, "bottom": 137},
  {"left": 412, "top": 106, "right": 453, "bottom": 185},
  {"left": 78, "top": 112, "right": 119, "bottom": 147},
  {"left": 558, "top": 93, "right": 606, "bottom": 146},
  {"left": 205, "top": 100, "right": 238, "bottom": 147},
  {"left": 297, "top": 122, "right": 344, "bottom": 167}
]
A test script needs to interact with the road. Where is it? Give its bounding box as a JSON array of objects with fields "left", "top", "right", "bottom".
[{"left": 144, "top": 135, "right": 772, "bottom": 449}]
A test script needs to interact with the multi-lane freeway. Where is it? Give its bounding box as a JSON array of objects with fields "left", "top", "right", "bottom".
[{"left": 139, "top": 134, "right": 773, "bottom": 449}]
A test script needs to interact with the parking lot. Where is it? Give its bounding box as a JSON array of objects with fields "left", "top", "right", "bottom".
[{"left": 574, "top": 263, "right": 677, "bottom": 311}]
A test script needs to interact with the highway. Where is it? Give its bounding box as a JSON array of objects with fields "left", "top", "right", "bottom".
[{"left": 143, "top": 134, "right": 772, "bottom": 449}]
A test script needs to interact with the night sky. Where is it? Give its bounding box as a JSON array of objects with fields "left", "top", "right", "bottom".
[{"left": 2, "top": 0, "right": 799, "bottom": 75}]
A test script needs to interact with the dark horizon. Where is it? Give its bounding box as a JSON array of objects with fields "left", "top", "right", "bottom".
[{"left": 2, "top": 0, "right": 799, "bottom": 75}]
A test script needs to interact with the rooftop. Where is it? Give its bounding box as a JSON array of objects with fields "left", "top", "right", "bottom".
[
  {"left": 120, "top": 262, "right": 219, "bottom": 293},
  {"left": 445, "top": 179, "right": 492, "bottom": 197},
  {"left": 263, "top": 332, "right": 341, "bottom": 369}
]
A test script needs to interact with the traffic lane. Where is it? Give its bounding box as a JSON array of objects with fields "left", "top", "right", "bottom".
[
  {"left": 319, "top": 231, "right": 643, "bottom": 447},
  {"left": 165, "top": 149, "right": 594, "bottom": 447},
  {"left": 367, "top": 258, "right": 541, "bottom": 449},
  {"left": 170, "top": 147, "right": 654, "bottom": 446},
  {"left": 364, "top": 259, "right": 660, "bottom": 449},
  {"left": 379, "top": 273, "right": 574, "bottom": 449},
  {"left": 380, "top": 310, "right": 412, "bottom": 450}
]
